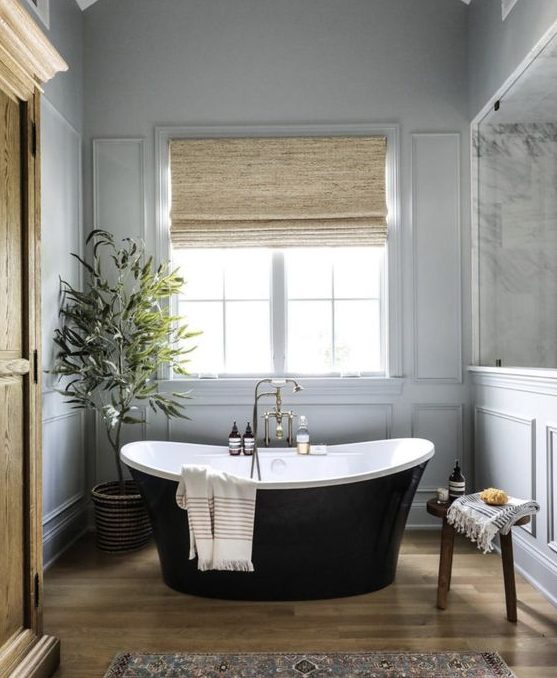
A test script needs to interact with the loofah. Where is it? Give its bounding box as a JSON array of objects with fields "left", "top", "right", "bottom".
[{"left": 480, "top": 487, "right": 508, "bottom": 506}]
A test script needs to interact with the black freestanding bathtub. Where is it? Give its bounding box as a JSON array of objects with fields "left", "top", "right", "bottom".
[{"left": 121, "top": 438, "right": 433, "bottom": 601}]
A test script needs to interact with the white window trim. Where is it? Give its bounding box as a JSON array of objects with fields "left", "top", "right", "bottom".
[
  {"left": 156, "top": 123, "right": 402, "bottom": 383},
  {"left": 24, "top": 0, "right": 49, "bottom": 29}
]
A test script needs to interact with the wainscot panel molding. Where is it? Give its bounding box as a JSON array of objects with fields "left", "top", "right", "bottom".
[
  {"left": 472, "top": 370, "right": 557, "bottom": 607},
  {"left": 93, "top": 138, "right": 146, "bottom": 240},
  {"left": 474, "top": 405, "right": 536, "bottom": 536},
  {"left": 42, "top": 411, "right": 85, "bottom": 522},
  {"left": 547, "top": 425, "right": 557, "bottom": 554},
  {"left": 41, "top": 95, "right": 87, "bottom": 573},
  {"left": 411, "top": 403, "right": 464, "bottom": 497},
  {"left": 94, "top": 407, "right": 147, "bottom": 485},
  {"left": 411, "top": 133, "right": 462, "bottom": 383},
  {"left": 161, "top": 377, "right": 405, "bottom": 406},
  {"left": 41, "top": 96, "right": 83, "bottom": 385},
  {"left": 43, "top": 501, "right": 88, "bottom": 571},
  {"left": 505, "top": 529, "right": 557, "bottom": 609},
  {"left": 469, "top": 365, "right": 557, "bottom": 397},
  {"left": 167, "top": 403, "right": 394, "bottom": 450}
]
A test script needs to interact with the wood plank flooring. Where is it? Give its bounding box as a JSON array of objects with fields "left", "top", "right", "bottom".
[{"left": 44, "top": 531, "right": 557, "bottom": 677}]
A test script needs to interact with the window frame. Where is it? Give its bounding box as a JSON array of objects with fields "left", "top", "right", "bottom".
[
  {"left": 173, "top": 247, "right": 385, "bottom": 378},
  {"left": 156, "top": 123, "right": 402, "bottom": 381}
]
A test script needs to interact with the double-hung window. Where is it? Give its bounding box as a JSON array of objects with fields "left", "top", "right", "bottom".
[{"left": 169, "top": 135, "right": 388, "bottom": 377}]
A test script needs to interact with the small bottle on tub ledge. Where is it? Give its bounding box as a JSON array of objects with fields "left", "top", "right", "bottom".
[
  {"left": 448, "top": 459, "right": 465, "bottom": 501},
  {"left": 296, "top": 415, "right": 310, "bottom": 455},
  {"left": 228, "top": 421, "right": 242, "bottom": 456},
  {"left": 242, "top": 422, "right": 255, "bottom": 456}
]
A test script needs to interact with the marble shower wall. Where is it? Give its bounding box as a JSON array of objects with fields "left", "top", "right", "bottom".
[{"left": 478, "top": 122, "right": 557, "bottom": 367}]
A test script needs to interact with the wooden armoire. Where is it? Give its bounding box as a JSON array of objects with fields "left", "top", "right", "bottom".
[{"left": 0, "top": 1, "right": 67, "bottom": 676}]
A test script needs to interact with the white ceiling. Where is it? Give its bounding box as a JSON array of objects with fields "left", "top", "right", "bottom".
[{"left": 76, "top": 0, "right": 473, "bottom": 11}]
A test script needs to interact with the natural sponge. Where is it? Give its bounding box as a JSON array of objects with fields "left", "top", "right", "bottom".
[{"left": 480, "top": 487, "right": 508, "bottom": 506}]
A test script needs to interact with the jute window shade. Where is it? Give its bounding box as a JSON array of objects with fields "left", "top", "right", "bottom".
[{"left": 169, "top": 136, "right": 388, "bottom": 248}]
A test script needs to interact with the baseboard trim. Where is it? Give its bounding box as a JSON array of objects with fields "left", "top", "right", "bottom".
[
  {"left": 503, "top": 532, "right": 557, "bottom": 609},
  {"left": 8, "top": 635, "right": 60, "bottom": 678},
  {"left": 408, "top": 502, "right": 439, "bottom": 528},
  {"left": 43, "top": 503, "right": 88, "bottom": 570}
]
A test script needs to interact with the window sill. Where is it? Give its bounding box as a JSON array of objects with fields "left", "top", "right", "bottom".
[{"left": 159, "top": 376, "right": 405, "bottom": 405}]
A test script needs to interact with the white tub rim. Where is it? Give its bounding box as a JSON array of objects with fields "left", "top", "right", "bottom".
[{"left": 121, "top": 438, "right": 434, "bottom": 490}]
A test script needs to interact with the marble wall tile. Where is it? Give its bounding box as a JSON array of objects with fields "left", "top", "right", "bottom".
[{"left": 478, "top": 123, "right": 557, "bottom": 367}]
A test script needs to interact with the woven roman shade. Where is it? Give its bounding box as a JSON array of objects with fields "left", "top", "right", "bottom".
[{"left": 169, "top": 136, "right": 387, "bottom": 248}]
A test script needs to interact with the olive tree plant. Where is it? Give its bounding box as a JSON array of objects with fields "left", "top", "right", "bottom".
[{"left": 51, "top": 229, "right": 198, "bottom": 494}]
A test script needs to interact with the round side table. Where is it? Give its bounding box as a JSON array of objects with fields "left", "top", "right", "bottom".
[{"left": 426, "top": 498, "right": 530, "bottom": 622}]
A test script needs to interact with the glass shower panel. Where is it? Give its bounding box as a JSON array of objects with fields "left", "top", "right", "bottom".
[{"left": 477, "top": 33, "right": 557, "bottom": 367}]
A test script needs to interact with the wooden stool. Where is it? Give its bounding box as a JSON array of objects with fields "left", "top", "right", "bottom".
[{"left": 426, "top": 498, "right": 530, "bottom": 623}]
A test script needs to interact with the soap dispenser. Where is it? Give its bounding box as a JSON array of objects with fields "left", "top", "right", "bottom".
[
  {"left": 448, "top": 459, "right": 465, "bottom": 500},
  {"left": 242, "top": 422, "right": 255, "bottom": 456},
  {"left": 296, "top": 416, "right": 310, "bottom": 455},
  {"left": 228, "top": 421, "right": 242, "bottom": 456}
]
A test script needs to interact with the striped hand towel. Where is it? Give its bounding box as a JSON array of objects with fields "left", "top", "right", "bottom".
[
  {"left": 447, "top": 493, "right": 540, "bottom": 553},
  {"left": 176, "top": 465, "right": 257, "bottom": 572}
]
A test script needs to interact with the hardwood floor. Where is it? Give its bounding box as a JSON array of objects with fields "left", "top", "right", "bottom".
[{"left": 44, "top": 531, "right": 557, "bottom": 678}]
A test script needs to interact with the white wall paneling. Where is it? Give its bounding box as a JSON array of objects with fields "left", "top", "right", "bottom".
[
  {"left": 91, "top": 138, "right": 147, "bottom": 484},
  {"left": 95, "top": 407, "right": 147, "bottom": 485},
  {"left": 470, "top": 369, "right": 557, "bottom": 604},
  {"left": 41, "top": 97, "right": 88, "bottom": 567},
  {"left": 93, "top": 138, "right": 146, "bottom": 241},
  {"left": 41, "top": 97, "right": 82, "bottom": 386},
  {"left": 411, "top": 404, "right": 464, "bottom": 496},
  {"left": 412, "top": 133, "right": 462, "bottom": 383},
  {"left": 547, "top": 425, "right": 557, "bottom": 553},
  {"left": 42, "top": 411, "right": 85, "bottom": 524},
  {"left": 168, "top": 403, "right": 393, "bottom": 448},
  {"left": 474, "top": 406, "right": 536, "bottom": 536}
]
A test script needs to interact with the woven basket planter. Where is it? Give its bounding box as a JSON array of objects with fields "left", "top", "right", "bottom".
[{"left": 91, "top": 481, "right": 152, "bottom": 553}]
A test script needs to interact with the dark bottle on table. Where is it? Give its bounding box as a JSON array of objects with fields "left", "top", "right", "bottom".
[
  {"left": 228, "top": 421, "right": 242, "bottom": 456},
  {"left": 242, "top": 422, "right": 255, "bottom": 456},
  {"left": 448, "top": 459, "right": 465, "bottom": 500}
]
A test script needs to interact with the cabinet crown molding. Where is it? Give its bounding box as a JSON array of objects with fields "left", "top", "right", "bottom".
[{"left": 0, "top": 0, "right": 67, "bottom": 102}]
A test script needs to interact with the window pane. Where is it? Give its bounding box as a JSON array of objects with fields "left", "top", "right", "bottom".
[
  {"left": 333, "top": 247, "right": 383, "bottom": 299},
  {"left": 225, "top": 301, "right": 271, "bottom": 373},
  {"left": 287, "top": 301, "right": 333, "bottom": 373},
  {"left": 180, "top": 301, "right": 224, "bottom": 374},
  {"left": 334, "top": 300, "right": 381, "bottom": 373},
  {"left": 224, "top": 249, "right": 271, "bottom": 300},
  {"left": 173, "top": 249, "right": 224, "bottom": 300},
  {"left": 286, "top": 248, "right": 333, "bottom": 299}
]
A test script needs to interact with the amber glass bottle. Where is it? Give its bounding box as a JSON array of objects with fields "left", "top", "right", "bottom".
[
  {"left": 228, "top": 421, "right": 242, "bottom": 456},
  {"left": 448, "top": 460, "right": 465, "bottom": 500}
]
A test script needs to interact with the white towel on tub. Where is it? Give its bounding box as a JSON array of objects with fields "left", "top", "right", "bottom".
[{"left": 176, "top": 464, "right": 258, "bottom": 572}]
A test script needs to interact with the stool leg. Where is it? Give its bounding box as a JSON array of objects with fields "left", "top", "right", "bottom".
[
  {"left": 437, "top": 518, "right": 455, "bottom": 610},
  {"left": 500, "top": 531, "right": 518, "bottom": 623}
]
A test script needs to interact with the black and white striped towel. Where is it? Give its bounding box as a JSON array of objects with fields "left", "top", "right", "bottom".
[
  {"left": 176, "top": 465, "right": 258, "bottom": 572},
  {"left": 447, "top": 493, "right": 540, "bottom": 553}
]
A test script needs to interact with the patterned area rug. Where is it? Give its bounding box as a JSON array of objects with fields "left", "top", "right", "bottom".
[{"left": 104, "top": 651, "right": 515, "bottom": 677}]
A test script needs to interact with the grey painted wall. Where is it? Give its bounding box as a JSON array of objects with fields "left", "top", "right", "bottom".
[
  {"left": 82, "top": 0, "right": 472, "bottom": 529},
  {"left": 41, "top": 0, "right": 84, "bottom": 134},
  {"left": 31, "top": 0, "right": 88, "bottom": 567},
  {"left": 468, "top": 0, "right": 557, "bottom": 117}
]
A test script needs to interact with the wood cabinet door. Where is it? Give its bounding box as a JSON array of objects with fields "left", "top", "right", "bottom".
[{"left": 0, "top": 86, "right": 56, "bottom": 677}]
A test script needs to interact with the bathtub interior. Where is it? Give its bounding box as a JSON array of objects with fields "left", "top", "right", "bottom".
[{"left": 121, "top": 437, "right": 434, "bottom": 489}]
